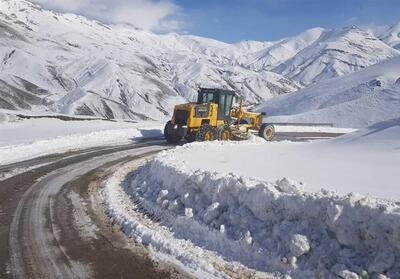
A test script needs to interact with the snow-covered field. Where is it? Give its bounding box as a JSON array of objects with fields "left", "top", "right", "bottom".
[
  {"left": 158, "top": 130, "right": 399, "bottom": 200},
  {"left": 0, "top": 114, "right": 162, "bottom": 165},
  {"left": 102, "top": 119, "right": 400, "bottom": 278},
  {"left": 270, "top": 125, "right": 355, "bottom": 134}
]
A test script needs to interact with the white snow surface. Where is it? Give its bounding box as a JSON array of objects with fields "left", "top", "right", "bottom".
[
  {"left": 376, "top": 22, "right": 400, "bottom": 50},
  {"left": 151, "top": 124, "right": 399, "bottom": 200},
  {"left": 273, "top": 26, "right": 399, "bottom": 83},
  {"left": 258, "top": 56, "right": 400, "bottom": 128},
  {"left": 112, "top": 122, "right": 400, "bottom": 278},
  {"left": 0, "top": 116, "right": 162, "bottom": 165},
  {"left": 102, "top": 160, "right": 277, "bottom": 279},
  {"left": 272, "top": 125, "right": 355, "bottom": 134}
]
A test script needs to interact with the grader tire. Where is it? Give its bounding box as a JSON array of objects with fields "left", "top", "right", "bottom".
[
  {"left": 259, "top": 123, "right": 275, "bottom": 141},
  {"left": 217, "top": 125, "right": 232, "bottom": 141},
  {"left": 185, "top": 131, "right": 196, "bottom": 143},
  {"left": 196, "top": 124, "right": 217, "bottom": 142},
  {"left": 164, "top": 121, "right": 183, "bottom": 144}
]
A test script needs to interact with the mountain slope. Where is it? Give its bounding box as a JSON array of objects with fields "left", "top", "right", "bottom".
[
  {"left": 0, "top": 0, "right": 399, "bottom": 121},
  {"left": 273, "top": 26, "right": 400, "bottom": 84},
  {"left": 257, "top": 56, "right": 400, "bottom": 128},
  {"left": 378, "top": 22, "right": 400, "bottom": 50},
  {"left": 0, "top": 0, "right": 300, "bottom": 120},
  {"left": 242, "top": 27, "right": 325, "bottom": 72},
  {"left": 241, "top": 25, "right": 400, "bottom": 84}
]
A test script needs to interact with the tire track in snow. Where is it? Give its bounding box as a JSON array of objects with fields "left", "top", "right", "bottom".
[{"left": 0, "top": 140, "right": 190, "bottom": 279}]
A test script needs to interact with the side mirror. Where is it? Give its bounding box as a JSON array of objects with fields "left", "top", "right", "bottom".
[{"left": 261, "top": 112, "right": 266, "bottom": 116}]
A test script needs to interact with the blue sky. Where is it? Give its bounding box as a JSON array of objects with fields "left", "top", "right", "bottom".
[
  {"left": 33, "top": 0, "right": 400, "bottom": 43},
  {"left": 175, "top": 0, "right": 400, "bottom": 42}
]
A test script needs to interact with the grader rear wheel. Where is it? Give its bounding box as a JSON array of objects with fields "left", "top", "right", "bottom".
[
  {"left": 216, "top": 125, "right": 232, "bottom": 141},
  {"left": 196, "top": 124, "right": 217, "bottom": 142}
]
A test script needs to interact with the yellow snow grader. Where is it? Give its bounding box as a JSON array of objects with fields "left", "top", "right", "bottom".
[{"left": 164, "top": 88, "right": 275, "bottom": 143}]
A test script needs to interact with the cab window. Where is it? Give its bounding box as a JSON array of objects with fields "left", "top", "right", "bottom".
[
  {"left": 225, "top": 95, "right": 233, "bottom": 115},
  {"left": 198, "top": 92, "right": 215, "bottom": 104}
]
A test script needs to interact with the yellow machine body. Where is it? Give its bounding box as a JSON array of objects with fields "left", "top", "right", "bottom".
[
  {"left": 171, "top": 103, "right": 225, "bottom": 132},
  {"left": 230, "top": 101, "right": 263, "bottom": 131},
  {"left": 164, "top": 88, "right": 273, "bottom": 143}
]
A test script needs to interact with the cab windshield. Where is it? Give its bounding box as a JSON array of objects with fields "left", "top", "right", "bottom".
[{"left": 197, "top": 92, "right": 216, "bottom": 104}]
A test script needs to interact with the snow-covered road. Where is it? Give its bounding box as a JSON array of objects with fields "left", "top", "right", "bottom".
[{"left": 0, "top": 140, "right": 190, "bottom": 278}]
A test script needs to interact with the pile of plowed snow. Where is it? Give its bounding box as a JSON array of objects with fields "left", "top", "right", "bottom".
[{"left": 116, "top": 121, "right": 400, "bottom": 278}]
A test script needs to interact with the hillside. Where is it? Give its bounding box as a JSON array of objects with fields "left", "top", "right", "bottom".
[
  {"left": 240, "top": 27, "right": 325, "bottom": 72},
  {"left": 0, "top": 0, "right": 300, "bottom": 120},
  {"left": 258, "top": 56, "right": 400, "bottom": 128},
  {"left": 0, "top": 0, "right": 399, "bottom": 121},
  {"left": 273, "top": 26, "right": 399, "bottom": 83},
  {"left": 376, "top": 22, "right": 400, "bottom": 50}
]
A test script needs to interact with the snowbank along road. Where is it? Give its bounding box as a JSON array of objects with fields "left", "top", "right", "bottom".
[
  {"left": 0, "top": 139, "right": 191, "bottom": 279},
  {"left": 117, "top": 136, "right": 400, "bottom": 278}
]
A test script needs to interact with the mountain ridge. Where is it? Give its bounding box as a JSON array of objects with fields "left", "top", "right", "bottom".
[{"left": 0, "top": 0, "right": 399, "bottom": 121}]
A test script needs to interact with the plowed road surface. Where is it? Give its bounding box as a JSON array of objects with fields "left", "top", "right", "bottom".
[{"left": 0, "top": 140, "right": 189, "bottom": 279}]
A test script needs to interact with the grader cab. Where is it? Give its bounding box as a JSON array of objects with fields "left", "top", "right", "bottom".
[{"left": 164, "top": 88, "right": 274, "bottom": 143}]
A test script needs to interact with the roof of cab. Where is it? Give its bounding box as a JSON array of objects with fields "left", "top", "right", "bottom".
[{"left": 198, "top": 88, "right": 236, "bottom": 95}]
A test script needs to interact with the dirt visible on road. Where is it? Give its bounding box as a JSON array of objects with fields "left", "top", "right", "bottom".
[
  {"left": 0, "top": 142, "right": 190, "bottom": 279},
  {"left": 52, "top": 155, "right": 187, "bottom": 279}
]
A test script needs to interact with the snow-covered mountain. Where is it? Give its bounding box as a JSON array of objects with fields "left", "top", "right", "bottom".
[
  {"left": 0, "top": 0, "right": 399, "bottom": 121},
  {"left": 241, "top": 27, "right": 325, "bottom": 72},
  {"left": 240, "top": 26, "right": 399, "bottom": 84},
  {"left": 258, "top": 56, "right": 400, "bottom": 128},
  {"left": 378, "top": 22, "right": 400, "bottom": 50},
  {"left": 273, "top": 26, "right": 399, "bottom": 84},
  {"left": 0, "top": 0, "right": 300, "bottom": 120}
]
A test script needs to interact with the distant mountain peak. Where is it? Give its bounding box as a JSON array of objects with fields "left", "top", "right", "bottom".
[
  {"left": 273, "top": 25, "right": 399, "bottom": 83},
  {"left": 0, "top": 0, "right": 300, "bottom": 120},
  {"left": 0, "top": 0, "right": 399, "bottom": 120}
]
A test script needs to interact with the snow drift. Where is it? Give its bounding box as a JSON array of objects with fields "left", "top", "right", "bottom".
[{"left": 114, "top": 131, "right": 400, "bottom": 278}]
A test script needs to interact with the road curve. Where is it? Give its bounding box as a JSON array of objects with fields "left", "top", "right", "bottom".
[{"left": 0, "top": 140, "right": 190, "bottom": 279}]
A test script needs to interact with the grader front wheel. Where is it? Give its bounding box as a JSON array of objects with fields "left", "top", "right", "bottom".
[
  {"left": 185, "top": 131, "right": 196, "bottom": 142},
  {"left": 259, "top": 123, "right": 275, "bottom": 141},
  {"left": 164, "top": 121, "right": 183, "bottom": 144},
  {"left": 196, "top": 124, "right": 217, "bottom": 141}
]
